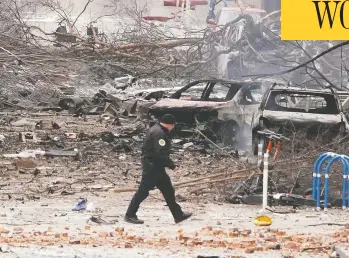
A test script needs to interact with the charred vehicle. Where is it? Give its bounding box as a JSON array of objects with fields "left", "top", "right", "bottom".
[
  {"left": 251, "top": 84, "right": 349, "bottom": 154},
  {"left": 148, "top": 79, "right": 263, "bottom": 148}
]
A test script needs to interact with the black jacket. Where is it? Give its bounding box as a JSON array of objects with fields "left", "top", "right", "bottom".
[{"left": 141, "top": 122, "right": 175, "bottom": 170}]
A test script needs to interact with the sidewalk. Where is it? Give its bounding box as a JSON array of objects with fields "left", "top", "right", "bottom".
[{"left": 0, "top": 192, "right": 346, "bottom": 257}]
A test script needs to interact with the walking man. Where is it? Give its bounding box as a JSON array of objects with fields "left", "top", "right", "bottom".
[{"left": 125, "top": 114, "right": 192, "bottom": 224}]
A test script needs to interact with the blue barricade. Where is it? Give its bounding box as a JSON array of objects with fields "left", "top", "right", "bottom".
[{"left": 312, "top": 152, "right": 349, "bottom": 210}]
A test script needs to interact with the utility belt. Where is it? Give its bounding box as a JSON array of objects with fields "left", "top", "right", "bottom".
[{"left": 141, "top": 156, "right": 164, "bottom": 171}]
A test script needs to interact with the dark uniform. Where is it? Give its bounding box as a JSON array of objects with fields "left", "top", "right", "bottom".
[{"left": 125, "top": 120, "right": 191, "bottom": 224}]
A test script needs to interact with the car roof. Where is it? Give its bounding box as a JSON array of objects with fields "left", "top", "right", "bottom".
[
  {"left": 270, "top": 85, "right": 334, "bottom": 94},
  {"left": 190, "top": 79, "right": 262, "bottom": 84},
  {"left": 170, "top": 79, "right": 261, "bottom": 98}
]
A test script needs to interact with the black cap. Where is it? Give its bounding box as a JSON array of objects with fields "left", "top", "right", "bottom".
[{"left": 160, "top": 114, "right": 176, "bottom": 125}]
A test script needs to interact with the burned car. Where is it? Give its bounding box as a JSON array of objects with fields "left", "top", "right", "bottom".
[
  {"left": 251, "top": 84, "right": 349, "bottom": 154},
  {"left": 148, "top": 79, "right": 263, "bottom": 148}
]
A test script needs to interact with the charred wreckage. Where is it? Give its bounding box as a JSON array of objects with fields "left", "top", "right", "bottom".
[
  {"left": 148, "top": 79, "right": 263, "bottom": 149},
  {"left": 147, "top": 80, "right": 349, "bottom": 155},
  {"left": 251, "top": 84, "right": 349, "bottom": 154},
  {"left": 20, "top": 78, "right": 349, "bottom": 156}
]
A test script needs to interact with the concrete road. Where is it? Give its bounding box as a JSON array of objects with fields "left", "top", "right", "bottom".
[{"left": 0, "top": 192, "right": 344, "bottom": 257}]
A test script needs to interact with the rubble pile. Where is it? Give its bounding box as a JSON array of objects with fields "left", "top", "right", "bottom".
[
  {"left": 0, "top": 85, "right": 245, "bottom": 200},
  {"left": 2, "top": 71, "right": 349, "bottom": 205}
]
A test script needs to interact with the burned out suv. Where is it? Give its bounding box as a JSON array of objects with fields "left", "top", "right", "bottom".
[
  {"left": 251, "top": 84, "right": 349, "bottom": 154},
  {"left": 148, "top": 79, "right": 263, "bottom": 148}
]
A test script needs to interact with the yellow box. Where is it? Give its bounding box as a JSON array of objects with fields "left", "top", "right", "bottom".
[{"left": 281, "top": 0, "right": 349, "bottom": 40}]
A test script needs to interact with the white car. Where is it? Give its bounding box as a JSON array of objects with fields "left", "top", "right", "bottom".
[{"left": 251, "top": 85, "right": 349, "bottom": 155}]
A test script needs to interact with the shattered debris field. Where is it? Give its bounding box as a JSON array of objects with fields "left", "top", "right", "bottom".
[
  {"left": 1, "top": 60, "right": 349, "bottom": 258},
  {"left": 0, "top": 100, "right": 348, "bottom": 258},
  {"left": 3, "top": 0, "right": 349, "bottom": 256}
]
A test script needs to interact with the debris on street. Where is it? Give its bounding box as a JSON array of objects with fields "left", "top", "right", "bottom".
[{"left": 1, "top": 0, "right": 349, "bottom": 256}]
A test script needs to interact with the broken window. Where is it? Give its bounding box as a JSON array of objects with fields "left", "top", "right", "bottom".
[
  {"left": 172, "top": 81, "right": 246, "bottom": 102},
  {"left": 173, "top": 82, "right": 209, "bottom": 100},
  {"left": 265, "top": 91, "right": 340, "bottom": 114},
  {"left": 239, "top": 84, "right": 262, "bottom": 105},
  {"left": 205, "top": 82, "right": 231, "bottom": 101}
]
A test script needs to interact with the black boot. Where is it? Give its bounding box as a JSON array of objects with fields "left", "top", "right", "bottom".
[
  {"left": 124, "top": 214, "right": 144, "bottom": 224},
  {"left": 175, "top": 212, "right": 192, "bottom": 224}
]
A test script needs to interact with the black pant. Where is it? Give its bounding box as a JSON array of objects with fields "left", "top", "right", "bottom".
[{"left": 126, "top": 167, "right": 183, "bottom": 220}]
